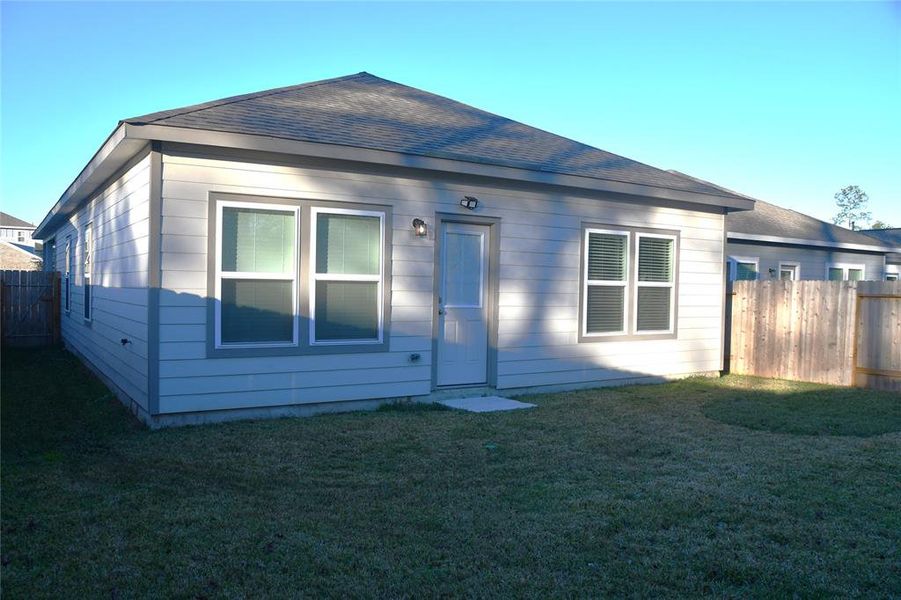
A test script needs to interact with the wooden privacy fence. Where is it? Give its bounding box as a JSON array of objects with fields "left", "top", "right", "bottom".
[
  {"left": 727, "top": 280, "right": 901, "bottom": 391},
  {"left": 0, "top": 270, "right": 61, "bottom": 348}
]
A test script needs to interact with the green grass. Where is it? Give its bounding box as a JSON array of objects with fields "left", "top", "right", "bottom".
[{"left": 2, "top": 347, "right": 900, "bottom": 598}]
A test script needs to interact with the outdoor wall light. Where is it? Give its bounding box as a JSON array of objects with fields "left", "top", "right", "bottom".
[
  {"left": 412, "top": 218, "right": 428, "bottom": 237},
  {"left": 460, "top": 196, "right": 479, "bottom": 210}
]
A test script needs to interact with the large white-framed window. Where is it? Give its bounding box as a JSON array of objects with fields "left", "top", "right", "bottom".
[
  {"left": 634, "top": 232, "right": 676, "bottom": 334},
  {"left": 826, "top": 263, "right": 865, "bottom": 281},
  {"left": 214, "top": 200, "right": 299, "bottom": 349},
  {"left": 309, "top": 206, "right": 385, "bottom": 345},
  {"left": 728, "top": 256, "right": 759, "bottom": 281},
  {"left": 64, "top": 236, "right": 72, "bottom": 313},
  {"left": 582, "top": 228, "right": 630, "bottom": 337},
  {"left": 778, "top": 262, "right": 800, "bottom": 281},
  {"left": 83, "top": 223, "right": 93, "bottom": 321}
]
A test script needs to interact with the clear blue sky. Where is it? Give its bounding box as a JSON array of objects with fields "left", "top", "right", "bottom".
[{"left": 2, "top": 1, "right": 899, "bottom": 227}]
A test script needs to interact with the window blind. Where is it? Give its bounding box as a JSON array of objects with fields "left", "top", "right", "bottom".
[{"left": 636, "top": 236, "right": 674, "bottom": 332}]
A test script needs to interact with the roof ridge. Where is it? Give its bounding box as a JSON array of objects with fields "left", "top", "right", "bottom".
[{"left": 125, "top": 72, "right": 371, "bottom": 125}]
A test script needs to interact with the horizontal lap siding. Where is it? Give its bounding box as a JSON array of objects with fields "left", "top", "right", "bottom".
[
  {"left": 158, "top": 152, "right": 726, "bottom": 413},
  {"left": 53, "top": 156, "right": 151, "bottom": 409},
  {"left": 727, "top": 242, "right": 886, "bottom": 281}
]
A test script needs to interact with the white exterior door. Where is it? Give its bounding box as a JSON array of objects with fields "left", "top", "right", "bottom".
[{"left": 436, "top": 222, "right": 489, "bottom": 386}]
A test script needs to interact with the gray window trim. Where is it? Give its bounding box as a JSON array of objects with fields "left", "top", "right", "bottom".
[
  {"left": 205, "top": 192, "right": 392, "bottom": 358},
  {"left": 578, "top": 223, "right": 680, "bottom": 343}
]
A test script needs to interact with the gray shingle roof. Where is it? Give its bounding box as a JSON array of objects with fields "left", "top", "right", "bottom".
[
  {"left": 861, "top": 228, "right": 901, "bottom": 248},
  {"left": 664, "top": 171, "right": 886, "bottom": 248},
  {"left": 126, "top": 72, "right": 745, "bottom": 201},
  {"left": 0, "top": 212, "right": 34, "bottom": 228}
]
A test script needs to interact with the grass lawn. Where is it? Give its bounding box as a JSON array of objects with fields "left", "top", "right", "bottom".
[{"left": 2, "top": 347, "right": 900, "bottom": 598}]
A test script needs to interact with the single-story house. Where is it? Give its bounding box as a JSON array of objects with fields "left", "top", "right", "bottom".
[
  {"left": 860, "top": 228, "right": 901, "bottom": 281},
  {"left": 666, "top": 172, "right": 894, "bottom": 281},
  {"left": 33, "top": 72, "right": 755, "bottom": 427}
]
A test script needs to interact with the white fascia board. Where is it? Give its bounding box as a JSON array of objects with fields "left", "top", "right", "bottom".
[{"left": 727, "top": 231, "right": 896, "bottom": 254}]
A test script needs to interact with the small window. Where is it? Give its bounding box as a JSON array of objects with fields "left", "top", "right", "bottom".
[
  {"left": 83, "top": 223, "right": 93, "bottom": 321},
  {"left": 635, "top": 234, "right": 675, "bottom": 333},
  {"left": 64, "top": 237, "right": 72, "bottom": 313},
  {"left": 17, "top": 231, "right": 25, "bottom": 242},
  {"left": 735, "top": 262, "right": 758, "bottom": 281},
  {"left": 779, "top": 263, "right": 799, "bottom": 281},
  {"left": 848, "top": 268, "right": 863, "bottom": 281},
  {"left": 215, "top": 203, "right": 298, "bottom": 347},
  {"left": 582, "top": 230, "right": 629, "bottom": 336},
  {"left": 887, "top": 273, "right": 899, "bottom": 281},
  {"left": 310, "top": 208, "right": 384, "bottom": 344}
]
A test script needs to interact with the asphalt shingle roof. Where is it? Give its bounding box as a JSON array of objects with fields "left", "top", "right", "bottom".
[
  {"left": 0, "top": 212, "right": 34, "bottom": 228},
  {"left": 126, "top": 72, "right": 745, "bottom": 201},
  {"left": 861, "top": 228, "right": 901, "bottom": 248},
  {"left": 664, "top": 171, "right": 886, "bottom": 248}
]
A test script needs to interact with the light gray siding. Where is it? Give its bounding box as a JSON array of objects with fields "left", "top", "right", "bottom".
[
  {"left": 51, "top": 154, "right": 151, "bottom": 410},
  {"left": 726, "top": 241, "right": 886, "bottom": 281},
  {"left": 157, "top": 148, "right": 727, "bottom": 414}
]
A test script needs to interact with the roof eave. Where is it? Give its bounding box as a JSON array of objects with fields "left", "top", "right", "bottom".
[
  {"left": 727, "top": 231, "right": 896, "bottom": 253},
  {"left": 134, "top": 123, "right": 754, "bottom": 211},
  {"left": 33, "top": 124, "right": 150, "bottom": 239},
  {"left": 35, "top": 121, "right": 754, "bottom": 239}
]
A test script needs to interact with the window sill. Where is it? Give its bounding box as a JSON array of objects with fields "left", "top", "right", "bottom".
[
  {"left": 205, "top": 339, "right": 390, "bottom": 359},
  {"left": 578, "top": 331, "right": 677, "bottom": 343}
]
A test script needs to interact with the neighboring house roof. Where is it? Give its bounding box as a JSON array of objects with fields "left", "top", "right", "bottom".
[
  {"left": 34, "top": 73, "right": 756, "bottom": 239},
  {"left": 125, "top": 73, "right": 746, "bottom": 203},
  {"left": 0, "top": 240, "right": 42, "bottom": 260},
  {"left": 0, "top": 212, "right": 34, "bottom": 229},
  {"left": 666, "top": 170, "right": 893, "bottom": 253},
  {"left": 860, "top": 228, "right": 901, "bottom": 248}
]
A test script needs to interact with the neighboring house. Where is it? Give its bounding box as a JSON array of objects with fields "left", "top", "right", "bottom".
[
  {"left": 860, "top": 228, "right": 901, "bottom": 281},
  {"left": 0, "top": 211, "right": 37, "bottom": 247},
  {"left": 33, "top": 72, "right": 754, "bottom": 427},
  {"left": 667, "top": 172, "right": 893, "bottom": 281},
  {"left": 0, "top": 240, "right": 43, "bottom": 270}
]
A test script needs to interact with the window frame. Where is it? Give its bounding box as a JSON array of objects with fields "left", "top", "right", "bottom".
[
  {"left": 83, "top": 222, "right": 93, "bottom": 322},
  {"left": 728, "top": 256, "right": 759, "bottom": 281},
  {"left": 64, "top": 236, "right": 72, "bottom": 313},
  {"left": 309, "top": 206, "right": 386, "bottom": 346},
  {"left": 633, "top": 232, "right": 677, "bottom": 336},
  {"left": 578, "top": 223, "right": 679, "bottom": 343},
  {"left": 213, "top": 199, "right": 301, "bottom": 350},
  {"left": 825, "top": 262, "right": 865, "bottom": 281},
  {"left": 205, "top": 192, "right": 392, "bottom": 358},
  {"left": 581, "top": 227, "right": 631, "bottom": 338},
  {"left": 778, "top": 261, "right": 800, "bottom": 281}
]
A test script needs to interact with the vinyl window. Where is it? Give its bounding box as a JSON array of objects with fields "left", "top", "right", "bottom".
[
  {"left": 635, "top": 233, "right": 676, "bottom": 334},
  {"left": 214, "top": 201, "right": 299, "bottom": 348},
  {"left": 826, "top": 263, "right": 865, "bottom": 281},
  {"left": 729, "top": 257, "right": 759, "bottom": 281},
  {"left": 580, "top": 225, "right": 678, "bottom": 341},
  {"left": 582, "top": 229, "right": 629, "bottom": 336},
  {"left": 65, "top": 237, "right": 72, "bottom": 313},
  {"left": 83, "top": 223, "right": 93, "bottom": 321},
  {"left": 778, "top": 262, "right": 799, "bottom": 281},
  {"left": 310, "top": 207, "right": 384, "bottom": 344}
]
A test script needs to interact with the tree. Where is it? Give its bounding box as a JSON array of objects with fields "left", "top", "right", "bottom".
[
  {"left": 869, "top": 220, "right": 893, "bottom": 230},
  {"left": 832, "top": 185, "right": 871, "bottom": 230}
]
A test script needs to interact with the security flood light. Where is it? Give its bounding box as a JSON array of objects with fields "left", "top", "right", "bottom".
[{"left": 460, "top": 196, "right": 479, "bottom": 210}]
